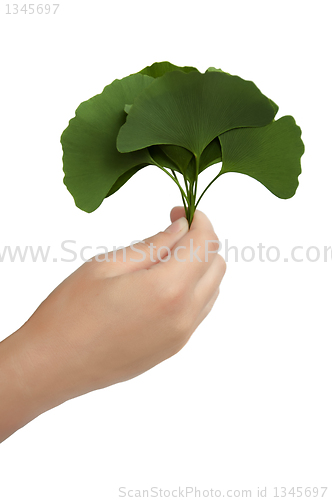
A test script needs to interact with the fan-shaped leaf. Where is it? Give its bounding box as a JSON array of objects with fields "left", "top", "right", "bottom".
[
  {"left": 105, "top": 164, "right": 148, "bottom": 198},
  {"left": 138, "top": 61, "right": 199, "bottom": 78},
  {"left": 206, "top": 66, "right": 225, "bottom": 73},
  {"left": 158, "top": 144, "right": 194, "bottom": 175},
  {"left": 219, "top": 116, "right": 304, "bottom": 198},
  {"left": 117, "top": 70, "right": 277, "bottom": 159},
  {"left": 61, "top": 73, "right": 154, "bottom": 212},
  {"left": 148, "top": 145, "right": 181, "bottom": 173}
]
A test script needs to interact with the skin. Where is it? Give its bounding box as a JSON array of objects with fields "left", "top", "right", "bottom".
[{"left": 0, "top": 207, "right": 226, "bottom": 442}]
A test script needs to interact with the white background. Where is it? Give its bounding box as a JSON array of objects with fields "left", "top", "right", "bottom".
[{"left": 0, "top": 0, "right": 331, "bottom": 498}]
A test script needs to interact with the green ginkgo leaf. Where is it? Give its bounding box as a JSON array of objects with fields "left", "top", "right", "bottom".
[
  {"left": 219, "top": 116, "right": 304, "bottom": 198},
  {"left": 148, "top": 145, "right": 181, "bottom": 173},
  {"left": 117, "top": 70, "right": 277, "bottom": 158},
  {"left": 205, "top": 67, "right": 279, "bottom": 116},
  {"left": 206, "top": 66, "right": 225, "bottom": 73},
  {"left": 101, "top": 62, "right": 200, "bottom": 206},
  {"left": 158, "top": 144, "right": 194, "bottom": 175},
  {"left": 138, "top": 61, "right": 199, "bottom": 78},
  {"left": 61, "top": 73, "right": 155, "bottom": 212},
  {"left": 135, "top": 62, "right": 199, "bottom": 178},
  {"left": 105, "top": 164, "right": 148, "bottom": 198},
  {"left": 199, "top": 137, "right": 223, "bottom": 173}
]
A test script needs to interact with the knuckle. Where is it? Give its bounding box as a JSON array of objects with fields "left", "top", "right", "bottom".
[
  {"left": 162, "top": 281, "right": 186, "bottom": 306},
  {"left": 207, "top": 238, "right": 220, "bottom": 253},
  {"left": 135, "top": 233, "right": 169, "bottom": 264},
  {"left": 191, "top": 229, "right": 221, "bottom": 260}
]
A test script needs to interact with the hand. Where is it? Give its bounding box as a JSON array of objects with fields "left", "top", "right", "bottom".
[{"left": 0, "top": 207, "right": 226, "bottom": 441}]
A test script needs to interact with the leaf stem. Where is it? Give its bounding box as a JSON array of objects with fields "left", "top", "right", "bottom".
[
  {"left": 193, "top": 155, "right": 199, "bottom": 201},
  {"left": 154, "top": 157, "right": 223, "bottom": 229},
  {"left": 155, "top": 164, "right": 189, "bottom": 203},
  {"left": 172, "top": 169, "right": 189, "bottom": 220},
  {"left": 185, "top": 155, "right": 200, "bottom": 227},
  {"left": 184, "top": 176, "right": 190, "bottom": 195},
  {"left": 195, "top": 171, "right": 224, "bottom": 209}
]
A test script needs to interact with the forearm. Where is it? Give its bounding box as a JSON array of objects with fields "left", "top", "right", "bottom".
[
  {"left": 0, "top": 330, "right": 32, "bottom": 441},
  {"left": 0, "top": 324, "right": 67, "bottom": 443}
]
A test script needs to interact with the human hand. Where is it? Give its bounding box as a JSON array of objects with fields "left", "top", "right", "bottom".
[{"left": 0, "top": 207, "right": 226, "bottom": 441}]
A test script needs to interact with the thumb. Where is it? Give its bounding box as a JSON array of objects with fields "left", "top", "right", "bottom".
[{"left": 111, "top": 215, "right": 189, "bottom": 272}]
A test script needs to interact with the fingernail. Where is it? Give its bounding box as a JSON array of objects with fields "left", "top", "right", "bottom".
[{"left": 165, "top": 217, "right": 188, "bottom": 234}]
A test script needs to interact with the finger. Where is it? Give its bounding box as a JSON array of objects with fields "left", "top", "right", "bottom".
[
  {"left": 194, "top": 254, "right": 226, "bottom": 309},
  {"left": 193, "top": 286, "right": 220, "bottom": 331},
  {"left": 170, "top": 206, "right": 186, "bottom": 223},
  {"left": 106, "top": 215, "right": 189, "bottom": 273},
  {"left": 151, "top": 209, "right": 221, "bottom": 286}
]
